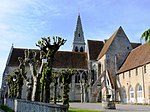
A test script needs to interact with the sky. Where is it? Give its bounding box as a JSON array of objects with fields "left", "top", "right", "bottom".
[{"left": 0, "top": 0, "right": 150, "bottom": 87}]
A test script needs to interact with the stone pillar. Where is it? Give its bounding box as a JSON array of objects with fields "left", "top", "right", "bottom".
[
  {"left": 83, "top": 83, "right": 88, "bottom": 102},
  {"left": 80, "top": 81, "right": 84, "bottom": 103},
  {"left": 70, "top": 75, "right": 75, "bottom": 101}
]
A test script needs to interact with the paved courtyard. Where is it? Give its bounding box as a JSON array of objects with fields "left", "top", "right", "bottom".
[{"left": 70, "top": 103, "right": 150, "bottom": 112}]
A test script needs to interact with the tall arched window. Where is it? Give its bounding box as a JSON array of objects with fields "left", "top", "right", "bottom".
[
  {"left": 122, "top": 89, "right": 127, "bottom": 103},
  {"left": 130, "top": 87, "right": 134, "bottom": 98},
  {"left": 136, "top": 84, "right": 142, "bottom": 103},
  {"left": 75, "top": 74, "right": 80, "bottom": 83},
  {"left": 78, "top": 33, "right": 80, "bottom": 37},
  {"left": 129, "top": 86, "right": 134, "bottom": 102},
  {"left": 75, "top": 46, "right": 78, "bottom": 52},
  {"left": 80, "top": 47, "right": 84, "bottom": 52}
]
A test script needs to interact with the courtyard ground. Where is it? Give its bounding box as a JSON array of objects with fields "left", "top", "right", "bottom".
[{"left": 69, "top": 103, "right": 150, "bottom": 112}]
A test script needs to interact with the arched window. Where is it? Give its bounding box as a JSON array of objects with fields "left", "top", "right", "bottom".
[
  {"left": 82, "top": 72, "right": 87, "bottom": 82},
  {"left": 137, "top": 85, "right": 142, "bottom": 97},
  {"left": 122, "top": 89, "right": 127, "bottom": 103},
  {"left": 78, "top": 33, "right": 80, "bottom": 37},
  {"left": 75, "top": 46, "right": 78, "bottom": 52},
  {"left": 136, "top": 84, "right": 142, "bottom": 103},
  {"left": 75, "top": 74, "right": 80, "bottom": 83},
  {"left": 129, "top": 86, "right": 134, "bottom": 102},
  {"left": 80, "top": 47, "right": 84, "bottom": 52}
]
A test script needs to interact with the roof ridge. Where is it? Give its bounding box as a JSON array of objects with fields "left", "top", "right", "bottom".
[
  {"left": 97, "top": 27, "right": 121, "bottom": 60},
  {"left": 87, "top": 39, "right": 103, "bottom": 42}
]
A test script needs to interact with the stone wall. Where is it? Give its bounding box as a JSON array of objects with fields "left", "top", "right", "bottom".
[
  {"left": 5, "top": 99, "right": 68, "bottom": 112},
  {"left": 118, "top": 63, "right": 150, "bottom": 104}
]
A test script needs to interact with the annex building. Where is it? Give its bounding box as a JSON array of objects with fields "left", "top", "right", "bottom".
[{"left": 1, "top": 15, "right": 150, "bottom": 104}]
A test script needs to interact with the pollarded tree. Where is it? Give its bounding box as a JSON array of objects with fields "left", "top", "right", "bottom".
[
  {"left": 141, "top": 28, "right": 150, "bottom": 43},
  {"left": 60, "top": 69, "right": 76, "bottom": 107},
  {"left": 14, "top": 68, "right": 24, "bottom": 99},
  {"left": 18, "top": 57, "right": 32, "bottom": 100},
  {"left": 52, "top": 70, "right": 60, "bottom": 104},
  {"left": 24, "top": 49, "right": 45, "bottom": 101},
  {"left": 6, "top": 59, "right": 25, "bottom": 99},
  {"left": 6, "top": 72, "right": 17, "bottom": 98},
  {"left": 36, "top": 36, "right": 66, "bottom": 103}
]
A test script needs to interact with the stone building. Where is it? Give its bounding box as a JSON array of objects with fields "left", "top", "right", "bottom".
[
  {"left": 1, "top": 14, "right": 149, "bottom": 104},
  {"left": 117, "top": 43, "right": 150, "bottom": 104}
]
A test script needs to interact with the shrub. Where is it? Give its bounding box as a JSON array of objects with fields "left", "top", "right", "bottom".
[{"left": 0, "top": 104, "right": 14, "bottom": 112}]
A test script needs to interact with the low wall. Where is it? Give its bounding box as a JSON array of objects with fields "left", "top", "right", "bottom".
[{"left": 5, "top": 99, "right": 68, "bottom": 112}]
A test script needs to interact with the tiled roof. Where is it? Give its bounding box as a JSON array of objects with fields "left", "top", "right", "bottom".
[
  {"left": 97, "top": 26, "right": 124, "bottom": 60},
  {"left": 87, "top": 40, "right": 104, "bottom": 60},
  {"left": 53, "top": 51, "right": 88, "bottom": 69},
  {"left": 8, "top": 48, "right": 88, "bottom": 69},
  {"left": 8, "top": 48, "right": 31, "bottom": 66},
  {"left": 118, "top": 43, "right": 150, "bottom": 74}
]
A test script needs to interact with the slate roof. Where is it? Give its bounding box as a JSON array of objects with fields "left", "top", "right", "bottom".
[
  {"left": 97, "top": 26, "right": 126, "bottom": 60},
  {"left": 131, "top": 42, "right": 141, "bottom": 49},
  {"left": 97, "top": 26, "right": 132, "bottom": 60},
  {"left": 87, "top": 40, "right": 104, "bottom": 60},
  {"left": 8, "top": 48, "right": 88, "bottom": 69},
  {"left": 118, "top": 43, "right": 150, "bottom": 74}
]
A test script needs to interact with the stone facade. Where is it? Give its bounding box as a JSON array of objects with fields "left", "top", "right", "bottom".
[
  {"left": 117, "top": 43, "right": 150, "bottom": 104},
  {"left": 118, "top": 64, "right": 150, "bottom": 104}
]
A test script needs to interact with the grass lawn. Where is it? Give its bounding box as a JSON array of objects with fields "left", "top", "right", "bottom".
[
  {"left": 69, "top": 108, "right": 102, "bottom": 112},
  {"left": 0, "top": 104, "right": 14, "bottom": 112}
]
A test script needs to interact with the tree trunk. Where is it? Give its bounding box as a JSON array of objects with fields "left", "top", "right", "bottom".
[
  {"left": 31, "top": 76, "right": 41, "bottom": 101},
  {"left": 44, "top": 80, "right": 50, "bottom": 103},
  {"left": 41, "top": 78, "right": 45, "bottom": 102},
  {"left": 29, "top": 64, "right": 41, "bottom": 101}
]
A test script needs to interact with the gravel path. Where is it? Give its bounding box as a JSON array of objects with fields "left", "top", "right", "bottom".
[{"left": 69, "top": 103, "right": 150, "bottom": 112}]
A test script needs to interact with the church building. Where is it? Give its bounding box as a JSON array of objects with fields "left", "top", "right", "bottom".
[{"left": 1, "top": 14, "right": 150, "bottom": 104}]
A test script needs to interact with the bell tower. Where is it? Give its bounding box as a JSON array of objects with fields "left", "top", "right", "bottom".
[{"left": 72, "top": 14, "right": 85, "bottom": 52}]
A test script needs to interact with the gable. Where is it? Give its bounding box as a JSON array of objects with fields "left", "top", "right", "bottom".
[
  {"left": 87, "top": 40, "right": 104, "bottom": 60},
  {"left": 97, "top": 26, "right": 132, "bottom": 61}
]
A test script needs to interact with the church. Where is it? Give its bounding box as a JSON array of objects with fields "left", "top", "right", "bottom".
[{"left": 1, "top": 15, "right": 150, "bottom": 104}]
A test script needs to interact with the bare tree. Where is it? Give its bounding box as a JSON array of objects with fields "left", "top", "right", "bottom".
[{"left": 36, "top": 36, "right": 66, "bottom": 103}]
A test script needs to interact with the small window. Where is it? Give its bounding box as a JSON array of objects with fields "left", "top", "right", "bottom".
[
  {"left": 75, "top": 46, "right": 78, "bottom": 52},
  {"left": 80, "top": 47, "right": 84, "bottom": 52},
  {"left": 123, "top": 73, "right": 125, "bottom": 79},
  {"left": 107, "top": 79, "right": 109, "bottom": 85},
  {"left": 78, "top": 33, "right": 80, "bottom": 37},
  {"left": 136, "top": 68, "right": 138, "bottom": 76},
  {"left": 129, "top": 71, "right": 131, "bottom": 78},
  {"left": 144, "top": 65, "right": 146, "bottom": 74}
]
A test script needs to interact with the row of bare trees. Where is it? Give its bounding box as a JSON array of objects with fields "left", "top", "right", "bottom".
[{"left": 6, "top": 36, "right": 74, "bottom": 107}]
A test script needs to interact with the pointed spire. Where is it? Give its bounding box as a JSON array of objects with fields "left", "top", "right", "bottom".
[
  {"left": 72, "top": 14, "right": 85, "bottom": 52},
  {"left": 118, "top": 26, "right": 124, "bottom": 32},
  {"left": 12, "top": 43, "right": 14, "bottom": 48},
  {"left": 75, "top": 14, "right": 83, "bottom": 32}
]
